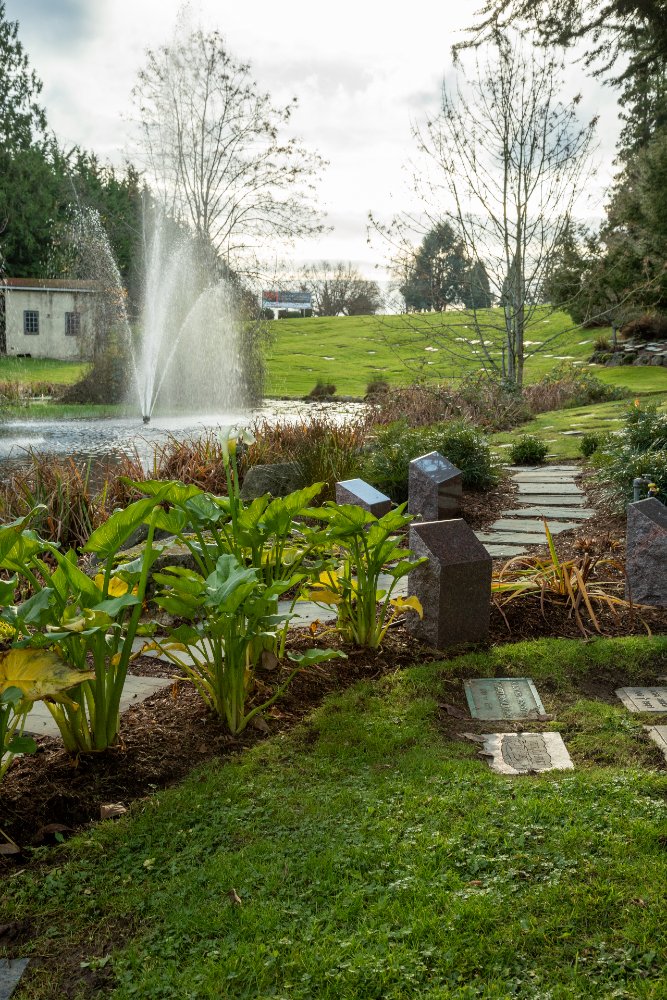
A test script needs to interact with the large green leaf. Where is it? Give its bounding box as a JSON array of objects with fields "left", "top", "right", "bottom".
[
  {"left": 122, "top": 479, "right": 203, "bottom": 504},
  {"left": 0, "top": 575, "right": 18, "bottom": 605},
  {"left": 91, "top": 594, "right": 141, "bottom": 617},
  {"left": 0, "top": 647, "right": 90, "bottom": 700},
  {"left": 53, "top": 554, "right": 103, "bottom": 606},
  {"left": 0, "top": 512, "right": 42, "bottom": 562},
  {"left": 83, "top": 497, "right": 161, "bottom": 558},
  {"left": 287, "top": 648, "right": 348, "bottom": 667},
  {"left": 183, "top": 494, "right": 229, "bottom": 525},
  {"left": 15, "top": 588, "right": 55, "bottom": 626}
]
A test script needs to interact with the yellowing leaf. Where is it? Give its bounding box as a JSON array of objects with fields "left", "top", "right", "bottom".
[
  {"left": 93, "top": 575, "right": 136, "bottom": 597},
  {"left": 0, "top": 649, "right": 89, "bottom": 701},
  {"left": 390, "top": 595, "right": 424, "bottom": 619},
  {"left": 306, "top": 588, "right": 342, "bottom": 605}
]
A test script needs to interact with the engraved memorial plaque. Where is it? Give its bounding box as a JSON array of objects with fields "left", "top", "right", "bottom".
[
  {"left": 0, "top": 958, "right": 30, "bottom": 1000},
  {"left": 464, "top": 678, "right": 545, "bottom": 720},
  {"left": 479, "top": 732, "right": 573, "bottom": 775},
  {"left": 615, "top": 687, "right": 667, "bottom": 713},
  {"left": 644, "top": 725, "right": 667, "bottom": 762}
]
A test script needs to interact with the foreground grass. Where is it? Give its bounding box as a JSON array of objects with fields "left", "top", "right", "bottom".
[{"left": 4, "top": 636, "right": 667, "bottom": 999}]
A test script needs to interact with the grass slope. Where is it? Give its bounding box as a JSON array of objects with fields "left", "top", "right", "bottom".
[
  {"left": 264, "top": 311, "right": 605, "bottom": 398},
  {"left": 4, "top": 636, "right": 667, "bottom": 999}
]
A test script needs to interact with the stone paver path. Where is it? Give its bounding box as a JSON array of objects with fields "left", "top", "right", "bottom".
[{"left": 475, "top": 464, "right": 592, "bottom": 559}]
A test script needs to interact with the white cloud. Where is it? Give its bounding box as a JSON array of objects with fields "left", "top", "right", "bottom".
[{"left": 5, "top": 0, "right": 622, "bottom": 277}]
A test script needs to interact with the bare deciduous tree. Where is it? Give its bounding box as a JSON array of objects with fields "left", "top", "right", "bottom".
[
  {"left": 132, "top": 24, "right": 326, "bottom": 271},
  {"left": 374, "top": 35, "right": 597, "bottom": 386},
  {"left": 300, "top": 261, "right": 383, "bottom": 316}
]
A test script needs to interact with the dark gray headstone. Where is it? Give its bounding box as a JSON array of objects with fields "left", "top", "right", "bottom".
[
  {"left": 335, "top": 479, "right": 392, "bottom": 517},
  {"left": 408, "top": 451, "right": 462, "bottom": 520},
  {"left": 625, "top": 498, "right": 667, "bottom": 607},
  {"left": 0, "top": 959, "right": 30, "bottom": 1000},
  {"left": 240, "top": 462, "right": 302, "bottom": 501},
  {"left": 407, "top": 519, "right": 492, "bottom": 648}
]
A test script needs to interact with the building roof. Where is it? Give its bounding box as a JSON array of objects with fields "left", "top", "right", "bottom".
[{"left": 2, "top": 278, "right": 97, "bottom": 293}]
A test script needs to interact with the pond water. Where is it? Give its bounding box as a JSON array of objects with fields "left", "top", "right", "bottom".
[{"left": 0, "top": 399, "right": 367, "bottom": 470}]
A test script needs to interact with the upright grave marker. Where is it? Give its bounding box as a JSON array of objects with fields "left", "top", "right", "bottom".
[
  {"left": 408, "top": 451, "right": 462, "bottom": 521},
  {"left": 464, "top": 678, "right": 546, "bottom": 720},
  {"left": 335, "top": 479, "right": 392, "bottom": 517},
  {"left": 407, "top": 519, "right": 492, "bottom": 648},
  {"left": 625, "top": 498, "right": 667, "bottom": 607}
]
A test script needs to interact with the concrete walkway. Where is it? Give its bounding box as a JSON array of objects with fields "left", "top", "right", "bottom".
[{"left": 475, "top": 464, "right": 592, "bottom": 559}]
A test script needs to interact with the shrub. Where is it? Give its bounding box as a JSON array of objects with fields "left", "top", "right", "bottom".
[
  {"left": 593, "top": 402, "right": 667, "bottom": 509},
  {"left": 620, "top": 313, "right": 667, "bottom": 343},
  {"left": 594, "top": 336, "right": 611, "bottom": 351},
  {"left": 307, "top": 380, "right": 336, "bottom": 399},
  {"left": 370, "top": 374, "right": 528, "bottom": 432},
  {"left": 365, "top": 378, "right": 390, "bottom": 397},
  {"left": 509, "top": 435, "right": 549, "bottom": 465},
  {"left": 580, "top": 433, "right": 603, "bottom": 458},
  {"left": 523, "top": 363, "right": 625, "bottom": 414},
  {"left": 364, "top": 419, "right": 497, "bottom": 502}
]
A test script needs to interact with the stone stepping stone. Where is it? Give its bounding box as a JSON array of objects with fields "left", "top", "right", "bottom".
[
  {"left": 0, "top": 958, "right": 30, "bottom": 999},
  {"left": 480, "top": 541, "right": 528, "bottom": 558},
  {"left": 477, "top": 529, "right": 547, "bottom": 545},
  {"left": 464, "top": 677, "right": 546, "bottom": 720},
  {"left": 516, "top": 482, "right": 583, "bottom": 495},
  {"left": 471, "top": 732, "right": 573, "bottom": 774},
  {"left": 616, "top": 687, "right": 667, "bottom": 713},
  {"left": 645, "top": 726, "right": 667, "bottom": 762},
  {"left": 505, "top": 506, "right": 592, "bottom": 520},
  {"left": 23, "top": 675, "right": 174, "bottom": 739},
  {"left": 489, "top": 518, "right": 579, "bottom": 534},
  {"left": 512, "top": 472, "right": 580, "bottom": 483},
  {"left": 515, "top": 494, "right": 587, "bottom": 507},
  {"left": 509, "top": 465, "right": 578, "bottom": 473}
]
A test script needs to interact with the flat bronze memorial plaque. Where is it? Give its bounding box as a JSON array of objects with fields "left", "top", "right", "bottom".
[
  {"left": 464, "top": 678, "right": 545, "bottom": 720},
  {"left": 645, "top": 725, "right": 667, "bottom": 762},
  {"left": 480, "top": 732, "right": 573, "bottom": 775},
  {"left": 615, "top": 687, "right": 667, "bottom": 713}
]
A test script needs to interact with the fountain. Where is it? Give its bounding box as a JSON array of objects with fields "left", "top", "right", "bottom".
[{"left": 65, "top": 206, "right": 244, "bottom": 422}]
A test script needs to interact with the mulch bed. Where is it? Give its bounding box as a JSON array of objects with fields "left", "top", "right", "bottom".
[{"left": 1, "top": 462, "right": 666, "bottom": 863}]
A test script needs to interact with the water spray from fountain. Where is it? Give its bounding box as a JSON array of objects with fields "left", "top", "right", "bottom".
[{"left": 60, "top": 206, "right": 244, "bottom": 422}]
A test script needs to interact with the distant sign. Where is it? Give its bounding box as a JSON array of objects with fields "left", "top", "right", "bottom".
[{"left": 262, "top": 290, "right": 312, "bottom": 311}]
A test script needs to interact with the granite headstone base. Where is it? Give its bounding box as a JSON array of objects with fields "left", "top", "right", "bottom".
[
  {"left": 625, "top": 498, "right": 667, "bottom": 607},
  {"left": 407, "top": 519, "right": 492, "bottom": 648}
]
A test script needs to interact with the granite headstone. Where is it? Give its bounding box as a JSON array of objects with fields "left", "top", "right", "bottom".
[
  {"left": 625, "top": 497, "right": 667, "bottom": 607},
  {"left": 335, "top": 479, "right": 392, "bottom": 517},
  {"left": 408, "top": 451, "right": 462, "bottom": 520},
  {"left": 407, "top": 519, "right": 492, "bottom": 648}
]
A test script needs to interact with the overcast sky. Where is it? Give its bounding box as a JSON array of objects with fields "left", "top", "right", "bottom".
[{"left": 6, "top": 0, "right": 622, "bottom": 279}]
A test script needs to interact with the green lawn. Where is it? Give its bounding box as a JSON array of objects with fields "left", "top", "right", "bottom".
[
  {"left": 264, "top": 310, "right": 606, "bottom": 397},
  {"left": 0, "top": 356, "right": 88, "bottom": 386},
  {"left": 4, "top": 636, "right": 667, "bottom": 999}
]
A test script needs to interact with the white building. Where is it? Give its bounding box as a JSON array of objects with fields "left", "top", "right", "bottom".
[{"left": 0, "top": 278, "right": 96, "bottom": 360}]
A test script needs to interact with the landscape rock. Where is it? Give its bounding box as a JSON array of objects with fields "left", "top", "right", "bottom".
[{"left": 240, "top": 462, "right": 302, "bottom": 501}]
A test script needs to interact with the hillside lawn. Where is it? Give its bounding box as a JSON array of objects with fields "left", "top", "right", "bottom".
[{"left": 4, "top": 636, "right": 667, "bottom": 999}]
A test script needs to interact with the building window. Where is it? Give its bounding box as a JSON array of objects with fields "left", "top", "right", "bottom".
[
  {"left": 23, "top": 310, "right": 39, "bottom": 335},
  {"left": 65, "top": 311, "right": 80, "bottom": 337}
]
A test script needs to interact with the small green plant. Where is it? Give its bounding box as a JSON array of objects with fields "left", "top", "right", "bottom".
[
  {"left": 509, "top": 435, "right": 549, "bottom": 465},
  {"left": 580, "top": 433, "right": 603, "bottom": 458},
  {"left": 592, "top": 402, "right": 667, "bottom": 509},
  {"left": 0, "top": 495, "right": 171, "bottom": 752},
  {"left": 151, "top": 554, "right": 345, "bottom": 733},
  {"left": 305, "top": 503, "right": 425, "bottom": 648}
]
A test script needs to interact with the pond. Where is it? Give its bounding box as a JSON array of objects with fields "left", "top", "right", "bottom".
[{"left": 0, "top": 399, "right": 368, "bottom": 469}]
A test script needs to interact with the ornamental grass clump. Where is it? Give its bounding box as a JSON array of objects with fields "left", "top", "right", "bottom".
[{"left": 492, "top": 520, "right": 639, "bottom": 637}]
